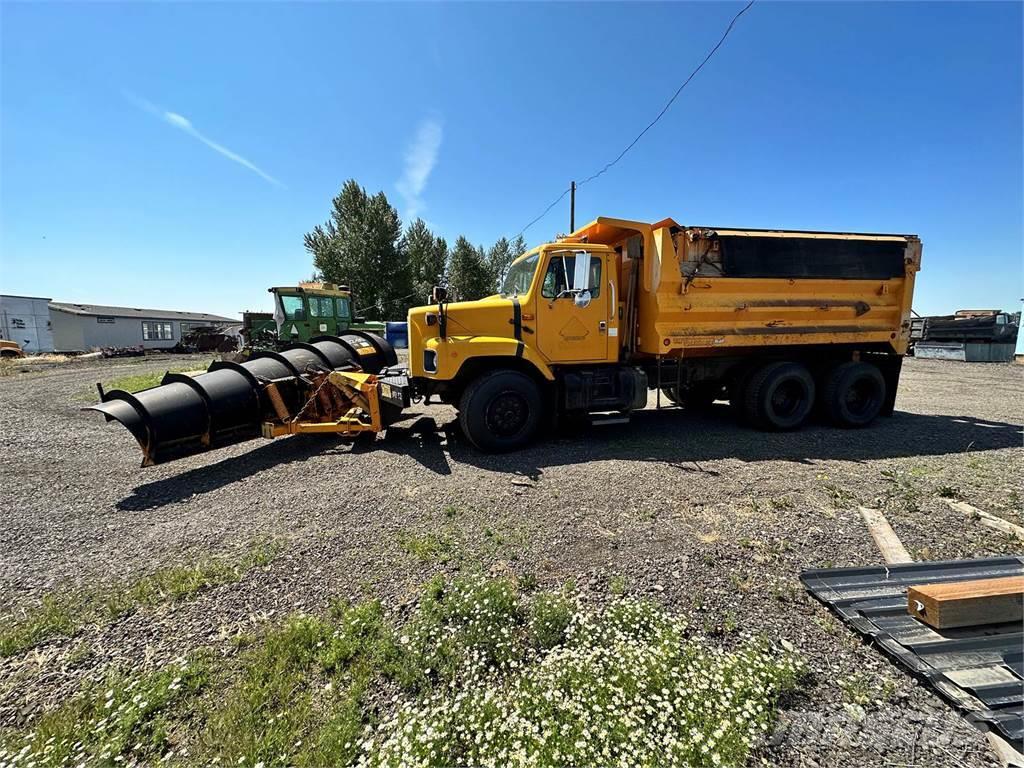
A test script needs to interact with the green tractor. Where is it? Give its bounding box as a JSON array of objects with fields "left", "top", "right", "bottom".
[{"left": 241, "top": 283, "right": 385, "bottom": 350}]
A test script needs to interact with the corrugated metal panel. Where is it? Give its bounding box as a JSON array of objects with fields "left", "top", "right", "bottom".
[
  {"left": 0, "top": 295, "right": 55, "bottom": 353},
  {"left": 801, "top": 557, "right": 1024, "bottom": 748},
  {"left": 914, "top": 342, "right": 1017, "bottom": 362}
]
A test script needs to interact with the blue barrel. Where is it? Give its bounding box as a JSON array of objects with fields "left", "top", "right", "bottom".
[{"left": 385, "top": 321, "right": 409, "bottom": 349}]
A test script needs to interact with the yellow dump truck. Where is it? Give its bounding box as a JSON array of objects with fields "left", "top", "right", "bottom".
[
  {"left": 90, "top": 216, "right": 921, "bottom": 464},
  {"left": 407, "top": 216, "right": 920, "bottom": 450}
]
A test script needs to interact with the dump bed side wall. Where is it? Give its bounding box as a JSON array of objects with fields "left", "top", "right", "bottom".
[{"left": 633, "top": 228, "right": 921, "bottom": 358}]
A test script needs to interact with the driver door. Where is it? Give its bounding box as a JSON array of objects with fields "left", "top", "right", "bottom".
[{"left": 536, "top": 251, "right": 608, "bottom": 363}]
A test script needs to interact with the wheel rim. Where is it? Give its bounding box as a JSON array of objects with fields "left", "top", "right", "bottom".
[
  {"left": 770, "top": 379, "right": 806, "bottom": 419},
  {"left": 845, "top": 377, "right": 880, "bottom": 417},
  {"left": 485, "top": 390, "right": 529, "bottom": 438}
]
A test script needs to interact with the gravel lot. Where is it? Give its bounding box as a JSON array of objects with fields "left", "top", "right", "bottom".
[{"left": 1, "top": 353, "right": 1021, "bottom": 766}]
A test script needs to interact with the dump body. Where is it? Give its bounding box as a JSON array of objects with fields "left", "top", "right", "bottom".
[{"left": 571, "top": 217, "right": 920, "bottom": 360}]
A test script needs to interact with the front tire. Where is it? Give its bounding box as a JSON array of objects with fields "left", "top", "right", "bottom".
[
  {"left": 742, "top": 361, "right": 815, "bottom": 431},
  {"left": 822, "top": 361, "right": 885, "bottom": 427},
  {"left": 458, "top": 370, "right": 542, "bottom": 452}
]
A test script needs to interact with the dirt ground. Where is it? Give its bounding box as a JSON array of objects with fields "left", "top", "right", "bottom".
[{"left": 1, "top": 353, "right": 1021, "bottom": 767}]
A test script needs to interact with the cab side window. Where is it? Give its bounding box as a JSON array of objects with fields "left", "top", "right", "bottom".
[
  {"left": 281, "top": 295, "right": 305, "bottom": 320},
  {"left": 309, "top": 297, "right": 333, "bottom": 318},
  {"left": 541, "top": 255, "right": 601, "bottom": 299}
]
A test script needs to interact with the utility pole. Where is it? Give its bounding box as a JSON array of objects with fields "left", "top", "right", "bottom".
[{"left": 570, "top": 181, "right": 576, "bottom": 232}]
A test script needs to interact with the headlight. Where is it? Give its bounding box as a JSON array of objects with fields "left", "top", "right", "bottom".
[{"left": 423, "top": 349, "right": 438, "bottom": 373}]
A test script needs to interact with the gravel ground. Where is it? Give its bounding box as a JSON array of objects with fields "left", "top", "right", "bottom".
[{"left": 1, "top": 354, "right": 1021, "bottom": 766}]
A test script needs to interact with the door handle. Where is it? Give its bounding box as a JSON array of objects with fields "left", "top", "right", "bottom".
[{"left": 599, "top": 321, "right": 607, "bottom": 333}]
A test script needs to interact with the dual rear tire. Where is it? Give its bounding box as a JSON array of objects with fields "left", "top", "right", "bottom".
[{"left": 733, "top": 360, "right": 885, "bottom": 431}]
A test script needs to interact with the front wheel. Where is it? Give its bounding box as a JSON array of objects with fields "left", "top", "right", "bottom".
[{"left": 458, "top": 370, "right": 542, "bottom": 452}]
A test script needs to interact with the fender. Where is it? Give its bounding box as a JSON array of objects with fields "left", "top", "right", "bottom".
[{"left": 422, "top": 335, "right": 555, "bottom": 381}]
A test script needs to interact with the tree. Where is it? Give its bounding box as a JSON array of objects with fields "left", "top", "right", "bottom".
[
  {"left": 303, "top": 180, "right": 413, "bottom": 319},
  {"left": 405, "top": 218, "right": 448, "bottom": 305},
  {"left": 365, "top": 191, "right": 412, "bottom": 318},
  {"left": 448, "top": 236, "right": 494, "bottom": 301},
  {"left": 484, "top": 234, "right": 530, "bottom": 292},
  {"left": 486, "top": 237, "right": 514, "bottom": 292}
]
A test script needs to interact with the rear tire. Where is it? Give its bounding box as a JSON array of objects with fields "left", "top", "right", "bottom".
[
  {"left": 458, "top": 370, "right": 542, "bottom": 452},
  {"left": 822, "top": 361, "right": 885, "bottom": 427},
  {"left": 742, "top": 362, "right": 815, "bottom": 431},
  {"left": 662, "top": 383, "right": 718, "bottom": 409}
]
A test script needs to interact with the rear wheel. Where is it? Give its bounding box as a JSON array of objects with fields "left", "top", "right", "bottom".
[
  {"left": 822, "top": 361, "right": 885, "bottom": 427},
  {"left": 458, "top": 370, "right": 542, "bottom": 452},
  {"left": 661, "top": 382, "right": 718, "bottom": 409},
  {"left": 660, "top": 385, "right": 682, "bottom": 405},
  {"left": 742, "top": 362, "right": 815, "bottom": 430}
]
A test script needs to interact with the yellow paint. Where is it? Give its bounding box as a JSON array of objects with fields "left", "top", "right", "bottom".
[
  {"left": 261, "top": 370, "right": 382, "bottom": 438},
  {"left": 406, "top": 216, "right": 921, "bottom": 382}
]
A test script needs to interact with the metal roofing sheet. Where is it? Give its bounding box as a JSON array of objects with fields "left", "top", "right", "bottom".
[
  {"left": 49, "top": 302, "right": 236, "bottom": 323},
  {"left": 801, "top": 557, "right": 1024, "bottom": 748}
]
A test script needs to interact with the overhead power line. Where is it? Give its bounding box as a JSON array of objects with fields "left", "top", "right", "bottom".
[{"left": 510, "top": 0, "right": 756, "bottom": 241}]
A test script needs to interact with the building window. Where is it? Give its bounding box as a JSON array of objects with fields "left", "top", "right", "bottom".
[
  {"left": 180, "top": 321, "right": 209, "bottom": 335},
  {"left": 142, "top": 321, "right": 174, "bottom": 340},
  {"left": 96, "top": 316, "right": 116, "bottom": 324}
]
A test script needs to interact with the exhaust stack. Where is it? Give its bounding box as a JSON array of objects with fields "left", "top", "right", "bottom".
[{"left": 88, "top": 332, "right": 398, "bottom": 466}]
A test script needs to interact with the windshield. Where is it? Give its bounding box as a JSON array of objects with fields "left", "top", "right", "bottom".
[{"left": 500, "top": 252, "right": 540, "bottom": 297}]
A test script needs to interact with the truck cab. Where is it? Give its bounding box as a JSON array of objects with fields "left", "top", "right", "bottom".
[
  {"left": 408, "top": 242, "right": 647, "bottom": 451},
  {"left": 271, "top": 283, "right": 355, "bottom": 342}
]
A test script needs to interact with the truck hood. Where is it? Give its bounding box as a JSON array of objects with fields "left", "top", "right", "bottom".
[{"left": 410, "top": 295, "right": 520, "bottom": 341}]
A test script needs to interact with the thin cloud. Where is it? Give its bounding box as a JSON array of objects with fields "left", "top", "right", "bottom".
[
  {"left": 124, "top": 91, "right": 283, "bottom": 188},
  {"left": 396, "top": 116, "right": 443, "bottom": 222}
]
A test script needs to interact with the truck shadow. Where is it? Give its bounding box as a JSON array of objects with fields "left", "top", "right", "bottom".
[
  {"left": 116, "top": 407, "right": 1021, "bottom": 510},
  {"left": 116, "top": 434, "right": 344, "bottom": 511},
  {"left": 382, "top": 406, "right": 1023, "bottom": 477}
]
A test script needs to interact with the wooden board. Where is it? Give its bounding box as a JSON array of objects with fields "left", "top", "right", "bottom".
[
  {"left": 858, "top": 506, "right": 913, "bottom": 564},
  {"left": 945, "top": 499, "right": 1024, "bottom": 541},
  {"left": 908, "top": 576, "right": 1024, "bottom": 629}
]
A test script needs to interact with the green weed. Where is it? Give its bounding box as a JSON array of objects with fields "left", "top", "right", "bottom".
[
  {"left": 398, "top": 531, "right": 458, "bottom": 564},
  {"left": 0, "top": 541, "right": 280, "bottom": 657},
  {"left": 0, "top": 658, "right": 207, "bottom": 767}
]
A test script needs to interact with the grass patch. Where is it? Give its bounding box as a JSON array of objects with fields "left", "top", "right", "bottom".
[
  {"left": 398, "top": 531, "right": 458, "bottom": 564},
  {"left": 204, "top": 576, "right": 802, "bottom": 767},
  {"left": 0, "top": 541, "right": 280, "bottom": 657},
  {"left": 0, "top": 657, "right": 207, "bottom": 767},
  {"left": 75, "top": 364, "right": 205, "bottom": 401},
  {"left": 881, "top": 468, "right": 922, "bottom": 513},
  {"left": 102, "top": 366, "right": 200, "bottom": 393},
  {"left": 5, "top": 576, "right": 803, "bottom": 768},
  {"left": 817, "top": 472, "right": 856, "bottom": 507}
]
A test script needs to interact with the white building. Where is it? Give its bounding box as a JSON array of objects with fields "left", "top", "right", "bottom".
[
  {"left": 49, "top": 302, "right": 236, "bottom": 352},
  {"left": 0, "top": 295, "right": 55, "bottom": 353}
]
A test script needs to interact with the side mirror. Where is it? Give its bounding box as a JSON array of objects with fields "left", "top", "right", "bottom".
[
  {"left": 573, "top": 290, "right": 592, "bottom": 309},
  {"left": 572, "top": 252, "right": 591, "bottom": 293},
  {"left": 432, "top": 286, "right": 448, "bottom": 303}
]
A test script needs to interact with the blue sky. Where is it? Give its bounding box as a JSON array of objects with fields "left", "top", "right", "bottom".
[{"left": 2, "top": 1, "right": 1021, "bottom": 321}]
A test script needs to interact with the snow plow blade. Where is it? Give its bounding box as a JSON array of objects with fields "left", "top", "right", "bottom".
[{"left": 87, "top": 332, "right": 405, "bottom": 466}]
